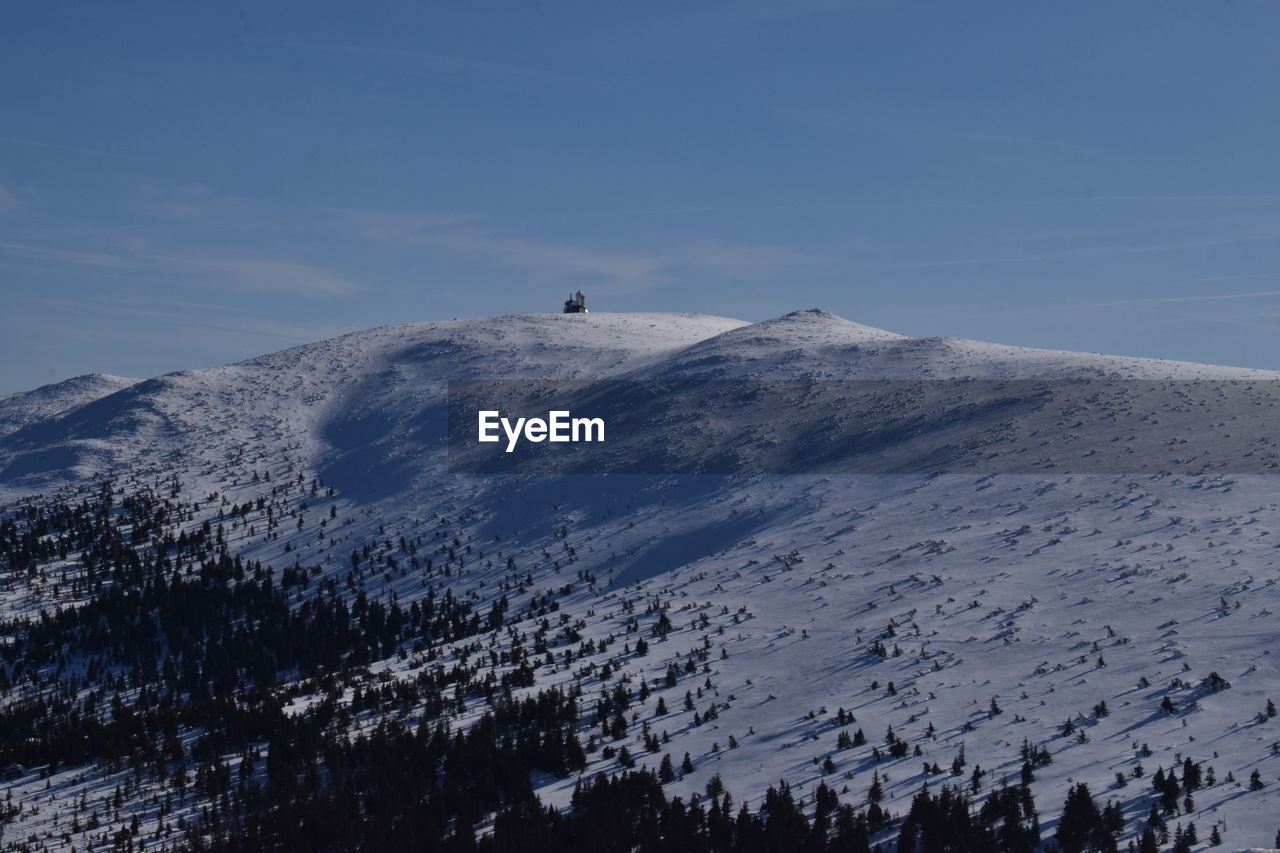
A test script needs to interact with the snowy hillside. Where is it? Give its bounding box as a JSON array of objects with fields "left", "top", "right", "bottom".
[
  {"left": 1, "top": 310, "right": 1278, "bottom": 852},
  {"left": 0, "top": 374, "right": 138, "bottom": 440}
]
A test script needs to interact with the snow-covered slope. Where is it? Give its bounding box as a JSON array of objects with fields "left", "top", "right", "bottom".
[
  {"left": 652, "top": 309, "right": 1279, "bottom": 381},
  {"left": 0, "top": 373, "right": 138, "bottom": 439},
  {"left": 2, "top": 310, "right": 1278, "bottom": 851},
  {"left": 0, "top": 312, "right": 746, "bottom": 494}
]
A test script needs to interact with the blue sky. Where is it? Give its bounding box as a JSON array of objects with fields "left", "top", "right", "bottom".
[{"left": 2, "top": 1, "right": 1279, "bottom": 394}]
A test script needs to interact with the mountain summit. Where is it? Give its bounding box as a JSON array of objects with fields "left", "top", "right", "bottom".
[{"left": 3, "top": 310, "right": 1274, "bottom": 493}]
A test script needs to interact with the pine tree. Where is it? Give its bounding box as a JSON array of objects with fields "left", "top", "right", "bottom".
[
  {"left": 1056, "top": 783, "right": 1112, "bottom": 853},
  {"left": 705, "top": 773, "right": 724, "bottom": 799}
]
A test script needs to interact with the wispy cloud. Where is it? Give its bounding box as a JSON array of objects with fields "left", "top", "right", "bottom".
[
  {"left": 9, "top": 293, "right": 353, "bottom": 356},
  {"left": 429, "top": 228, "right": 664, "bottom": 291},
  {"left": 254, "top": 37, "right": 613, "bottom": 90},
  {"left": 674, "top": 0, "right": 901, "bottom": 27},
  {"left": 136, "top": 183, "right": 261, "bottom": 224},
  {"left": 1075, "top": 193, "right": 1280, "bottom": 207},
  {"left": 325, "top": 207, "right": 480, "bottom": 243},
  {"left": 337, "top": 208, "right": 815, "bottom": 291},
  {"left": 952, "top": 130, "right": 1097, "bottom": 156},
  {"left": 166, "top": 256, "right": 355, "bottom": 296},
  {"left": 743, "top": 0, "right": 903, "bottom": 16},
  {"left": 0, "top": 241, "right": 354, "bottom": 296},
  {"left": 783, "top": 109, "right": 1097, "bottom": 160},
  {"left": 0, "top": 241, "right": 138, "bottom": 269},
  {"left": 0, "top": 135, "right": 123, "bottom": 159},
  {"left": 1086, "top": 287, "right": 1280, "bottom": 308},
  {"left": 5, "top": 192, "right": 814, "bottom": 304},
  {"left": 332, "top": 208, "right": 662, "bottom": 291},
  {"left": 910, "top": 232, "right": 1280, "bottom": 268},
  {"left": 675, "top": 238, "right": 819, "bottom": 276},
  {"left": 0, "top": 185, "right": 18, "bottom": 213}
]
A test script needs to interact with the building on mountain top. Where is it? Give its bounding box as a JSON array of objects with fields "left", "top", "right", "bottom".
[{"left": 563, "top": 290, "right": 588, "bottom": 313}]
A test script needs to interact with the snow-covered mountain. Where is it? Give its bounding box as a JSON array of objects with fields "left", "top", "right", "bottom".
[
  {"left": 1, "top": 310, "right": 1278, "bottom": 851},
  {"left": 0, "top": 373, "right": 138, "bottom": 440}
]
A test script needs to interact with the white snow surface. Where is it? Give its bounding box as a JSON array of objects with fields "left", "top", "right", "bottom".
[
  {"left": 0, "top": 373, "right": 138, "bottom": 439},
  {"left": 2, "top": 309, "right": 1279, "bottom": 850}
]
